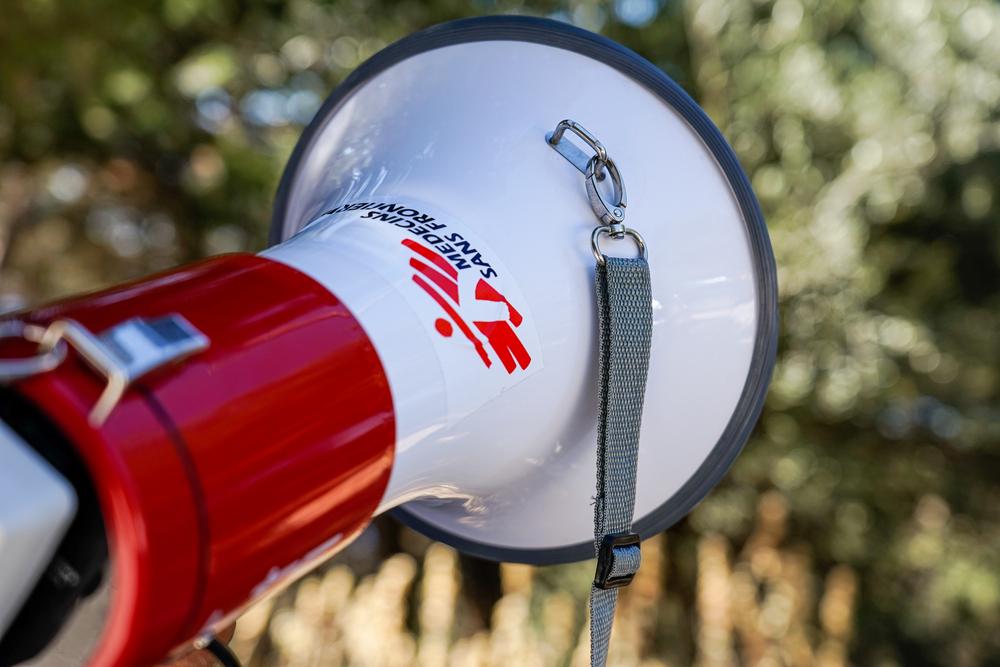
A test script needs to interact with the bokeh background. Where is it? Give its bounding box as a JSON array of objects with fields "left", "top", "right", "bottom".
[{"left": 2, "top": 0, "right": 999, "bottom": 665}]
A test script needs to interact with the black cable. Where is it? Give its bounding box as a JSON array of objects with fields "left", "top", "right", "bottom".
[{"left": 205, "top": 638, "right": 242, "bottom": 667}]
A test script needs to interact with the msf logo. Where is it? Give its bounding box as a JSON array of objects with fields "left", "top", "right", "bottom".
[{"left": 402, "top": 239, "right": 532, "bottom": 374}]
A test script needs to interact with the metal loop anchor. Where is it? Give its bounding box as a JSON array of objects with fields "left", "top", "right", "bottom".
[{"left": 547, "top": 119, "right": 608, "bottom": 164}]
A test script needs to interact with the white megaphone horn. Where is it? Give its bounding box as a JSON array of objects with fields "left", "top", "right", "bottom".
[{"left": 0, "top": 16, "right": 777, "bottom": 667}]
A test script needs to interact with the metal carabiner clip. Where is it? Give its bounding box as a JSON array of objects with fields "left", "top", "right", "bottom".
[
  {"left": 585, "top": 155, "right": 626, "bottom": 230},
  {"left": 547, "top": 119, "right": 628, "bottom": 231}
]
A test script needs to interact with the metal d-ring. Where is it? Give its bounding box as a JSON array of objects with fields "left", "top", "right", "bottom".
[
  {"left": 0, "top": 320, "right": 68, "bottom": 382},
  {"left": 591, "top": 226, "right": 648, "bottom": 266}
]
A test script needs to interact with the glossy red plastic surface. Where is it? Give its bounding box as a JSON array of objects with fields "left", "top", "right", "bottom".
[{"left": 5, "top": 254, "right": 396, "bottom": 666}]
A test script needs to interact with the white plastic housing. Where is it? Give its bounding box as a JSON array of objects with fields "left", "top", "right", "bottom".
[{"left": 0, "top": 420, "right": 77, "bottom": 638}]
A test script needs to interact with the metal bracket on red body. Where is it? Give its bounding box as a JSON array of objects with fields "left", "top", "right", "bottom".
[{"left": 38, "top": 315, "right": 209, "bottom": 426}]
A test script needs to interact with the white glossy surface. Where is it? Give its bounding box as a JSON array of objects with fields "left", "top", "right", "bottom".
[
  {"left": 0, "top": 420, "right": 77, "bottom": 638},
  {"left": 270, "top": 40, "right": 758, "bottom": 551},
  {"left": 266, "top": 197, "right": 546, "bottom": 505}
]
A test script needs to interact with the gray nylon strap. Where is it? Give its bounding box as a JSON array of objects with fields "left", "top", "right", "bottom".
[{"left": 590, "top": 255, "right": 653, "bottom": 667}]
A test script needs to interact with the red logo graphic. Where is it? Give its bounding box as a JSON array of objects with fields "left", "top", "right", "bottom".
[{"left": 402, "top": 238, "right": 532, "bottom": 374}]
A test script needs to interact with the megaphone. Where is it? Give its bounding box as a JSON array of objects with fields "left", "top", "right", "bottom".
[{"left": 0, "top": 15, "right": 777, "bottom": 667}]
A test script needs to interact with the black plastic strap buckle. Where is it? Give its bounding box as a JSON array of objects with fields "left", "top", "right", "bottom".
[{"left": 594, "top": 532, "right": 641, "bottom": 590}]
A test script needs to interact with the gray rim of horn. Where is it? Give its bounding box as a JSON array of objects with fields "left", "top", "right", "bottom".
[{"left": 269, "top": 15, "right": 779, "bottom": 566}]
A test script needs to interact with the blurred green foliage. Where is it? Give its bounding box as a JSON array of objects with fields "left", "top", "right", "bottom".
[{"left": 1, "top": 0, "right": 998, "bottom": 665}]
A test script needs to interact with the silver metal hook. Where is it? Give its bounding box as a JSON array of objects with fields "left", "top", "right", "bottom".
[
  {"left": 547, "top": 118, "right": 649, "bottom": 266},
  {"left": 546, "top": 120, "right": 627, "bottom": 228}
]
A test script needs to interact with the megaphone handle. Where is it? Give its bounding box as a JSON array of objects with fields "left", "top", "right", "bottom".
[{"left": 589, "top": 255, "right": 653, "bottom": 667}]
